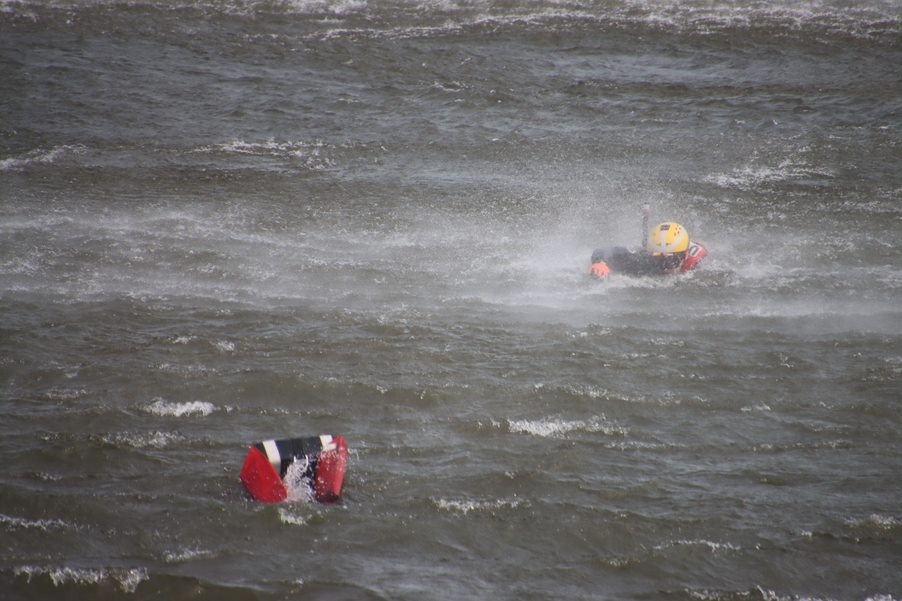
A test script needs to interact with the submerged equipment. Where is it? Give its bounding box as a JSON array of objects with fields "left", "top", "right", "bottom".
[{"left": 240, "top": 435, "right": 348, "bottom": 503}]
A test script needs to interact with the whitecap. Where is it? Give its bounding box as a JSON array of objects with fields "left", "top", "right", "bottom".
[
  {"left": 42, "top": 388, "right": 87, "bottom": 401},
  {"left": 162, "top": 547, "right": 214, "bottom": 563},
  {"left": 433, "top": 497, "right": 524, "bottom": 516},
  {"left": 563, "top": 384, "right": 609, "bottom": 400},
  {"left": 144, "top": 398, "right": 217, "bottom": 417},
  {"left": 100, "top": 431, "right": 182, "bottom": 449},
  {"left": 506, "top": 416, "right": 626, "bottom": 438},
  {"left": 214, "top": 340, "right": 236, "bottom": 353},
  {"left": 0, "top": 513, "right": 71, "bottom": 532},
  {"left": 154, "top": 362, "right": 219, "bottom": 376},
  {"left": 846, "top": 514, "right": 901, "bottom": 530},
  {"left": 608, "top": 440, "right": 685, "bottom": 451},
  {"left": 13, "top": 566, "right": 148, "bottom": 594},
  {"left": 277, "top": 507, "right": 309, "bottom": 526},
  {"left": 0, "top": 145, "right": 86, "bottom": 171},
  {"left": 654, "top": 539, "right": 741, "bottom": 553},
  {"left": 190, "top": 139, "right": 337, "bottom": 170},
  {"left": 704, "top": 158, "right": 834, "bottom": 191}
]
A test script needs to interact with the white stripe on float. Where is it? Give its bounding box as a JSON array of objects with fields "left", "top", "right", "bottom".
[
  {"left": 262, "top": 439, "right": 281, "bottom": 473},
  {"left": 320, "top": 434, "right": 335, "bottom": 452}
]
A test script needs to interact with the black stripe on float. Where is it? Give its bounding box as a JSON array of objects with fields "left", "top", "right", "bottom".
[{"left": 273, "top": 437, "right": 324, "bottom": 479}]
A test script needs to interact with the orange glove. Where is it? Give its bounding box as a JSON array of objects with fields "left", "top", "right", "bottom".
[{"left": 588, "top": 261, "right": 611, "bottom": 279}]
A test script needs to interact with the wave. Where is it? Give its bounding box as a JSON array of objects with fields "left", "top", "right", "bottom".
[
  {"left": 277, "top": 506, "right": 310, "bottom": 525},
  {"left": 142, "top": 398, "right": 220, "bottom": 417},
  {"left": 4, "top": 0, "right": 898, "bottom": 43},
  {"left": 5, "top": 567, "right": 383, "bottom": 600},
  {"left": 500, "top": 415, "right": 627, "bottom": 438},
  {"left": 0, "top": 140, "right": 351, "bottom": 175},
  {"left": 844, "top": 513, "right": 902, "bottom": 533},
  {"left": 0, "top": 513, "right": 72, "bottom": 532},
  {"left": 41, "top": 387, "right": 88, "bottom": 401},
  {"left": 653, "top": 538, "right": 742, "bottom": 553},
  {"left": 98, "top": 430, "right": 185, "bottom": 448},
  {"left": 0, "top": 145, "right": 86, "bottom": 171},
  {"left": 162, "top": 547, "right": 215, "bottom": 563},
  {"left": 681, "top": 587, "right": 899, "bottom": 601},
  {"left": 704, "top": 159, "right": 836, "bottom": 191},
  {"left": 12, "top": 565, "right": 147, "bottom": 594},
  {"left": 432, "top": 496, "right": 525, "bottom": 516},
  {"left": 304, "top": 4, "right": 901, "bottom": 44},
  {"left": 189, "top": 139, "right": 340, "bottom": 171}
]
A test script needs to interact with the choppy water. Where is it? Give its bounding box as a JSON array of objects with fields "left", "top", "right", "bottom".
[{"left": 2, "top": 1, "right": 901, "bottom": 599}]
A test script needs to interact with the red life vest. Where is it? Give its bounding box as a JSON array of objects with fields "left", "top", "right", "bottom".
[{"left": 680, "top": 241, "right": 707, "bottom": 273}]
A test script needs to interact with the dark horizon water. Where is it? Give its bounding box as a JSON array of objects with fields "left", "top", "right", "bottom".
[{"left": 2, "top": 1, "right": 901, "bottom": 599}]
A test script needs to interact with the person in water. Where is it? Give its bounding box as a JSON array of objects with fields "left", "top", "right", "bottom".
[{"left": 588, "top": 218, "right": 707, "bottom": 279}]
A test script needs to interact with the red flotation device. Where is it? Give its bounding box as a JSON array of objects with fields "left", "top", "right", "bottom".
[{"left": 240, "top": 435, "right": 348, "bottom": 503}]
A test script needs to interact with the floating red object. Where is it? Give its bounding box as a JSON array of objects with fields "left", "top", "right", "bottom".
[{"left": 240, "top": 435, "right": 348, "bottom": 503}]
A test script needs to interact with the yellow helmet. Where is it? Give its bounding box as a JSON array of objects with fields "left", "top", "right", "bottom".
[{"left": 646, "top": 222, "right": 689, "bottom": 255}]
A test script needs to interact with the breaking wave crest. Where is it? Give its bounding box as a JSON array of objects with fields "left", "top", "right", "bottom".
[{"left": 13, "top": 566, "right": 148, "bottom": 594}]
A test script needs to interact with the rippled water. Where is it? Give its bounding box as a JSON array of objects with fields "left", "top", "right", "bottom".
[{"left": 2, "top": 1, "right": 901, "bottom": 599}]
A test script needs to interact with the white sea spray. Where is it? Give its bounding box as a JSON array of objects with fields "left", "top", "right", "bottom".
[
  {"left": 0, "top": 513, "right": 71, "bottom": 532},
  {"left": 283, "top": 459, "right": 315, "bottom": 504},
  {"left": 162, "top": 547, "right": 214, "bottom": 563},
  {"left": 13, "top": 566, "right": 148, "bottom": 593},
  {"left": 278, "top": 507, "right": 309, "bottom": 526},
  {"left": 433, "top": 497, "right": 525, "bottom": 516},
  {"left": 0, "top": 145, "right": 86, "bottom": 171},
  {"left": 100, "top": 431, "right": 182, "bottom": 449},
  {"left": 506, "top": 416, "right": 627, "bottom": 438},
  {"left": 144, "top": 398, "right": 217, "bottom": 417},
  {"left": 654, "top": 539, "right": 742, "bottom": 553}
]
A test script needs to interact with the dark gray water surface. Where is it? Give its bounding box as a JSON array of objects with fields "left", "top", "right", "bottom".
[{"left": 2, "top": 1, "right": 900, "bottom": 599}]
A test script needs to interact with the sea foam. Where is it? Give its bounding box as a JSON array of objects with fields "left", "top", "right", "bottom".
[
  {"left": 13, "top": 566, "right": 147, "bottom": 593},
  {"left": 0, "top": 145, "right": 85, "bottom": 171},
  {"left": 0, "top": 513, "right": 71, "bottom": 532},
  {"left": 143, "top": 398, "right": 217, "bottom": 417},
  {"left": 433, "top": 497, "right": 525, "bottom": 516},
  {"left": 506, "top": 416, "right": 626, "bottom": 438}
]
